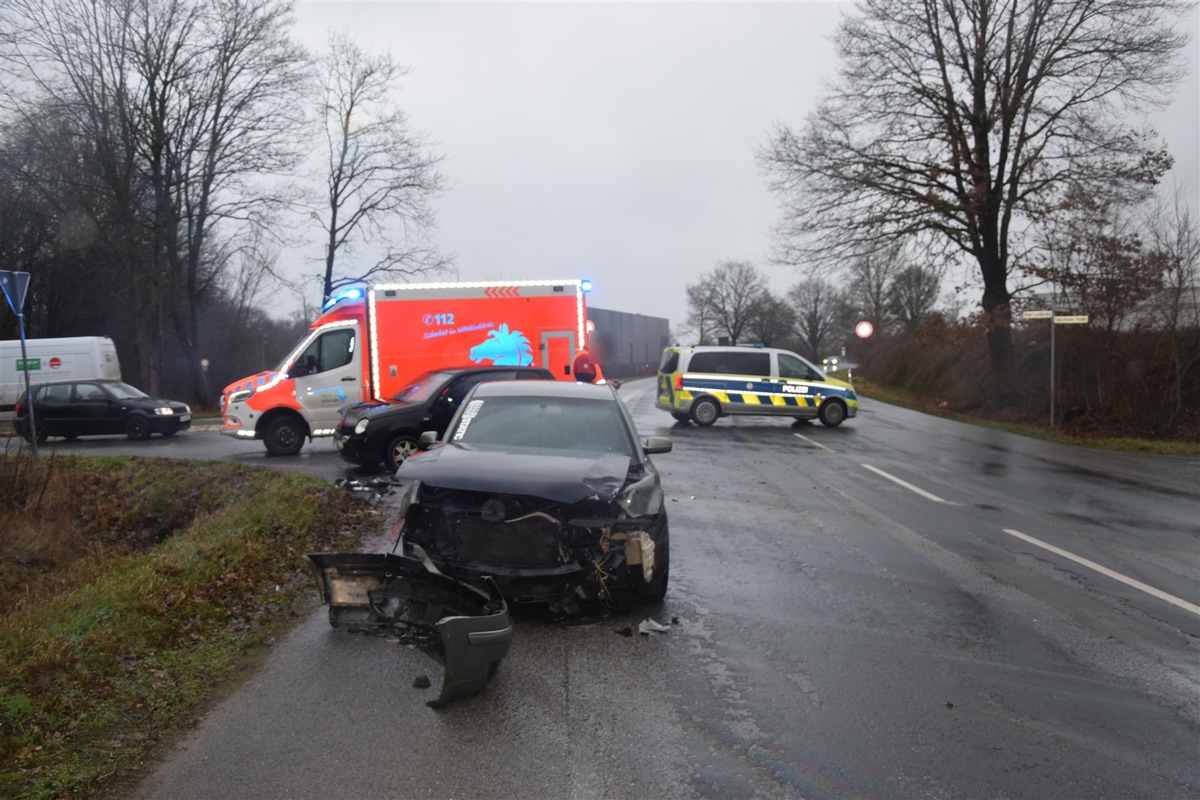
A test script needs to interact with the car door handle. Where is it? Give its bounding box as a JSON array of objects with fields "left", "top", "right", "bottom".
[{"left": 342, "top": 377, "right": 355, "bottom": 381}]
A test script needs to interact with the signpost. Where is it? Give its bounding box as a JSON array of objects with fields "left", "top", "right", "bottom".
[
  {"left": 1022, "top": 306, "right": 1089, "bottom": 427},
  {"left": 0, "top": 270, "right": 37, "bottom": 456}
]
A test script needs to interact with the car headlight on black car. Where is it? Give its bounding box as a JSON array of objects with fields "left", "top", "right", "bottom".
[
  {"left": 354, "top": 418, "right": 370, "bottom": 435},
  {"left": 153, "top": 406, "right": 176, "bottom": 416},
  {"left": 613, "top": 474, "right": 663, "bottom": 518}
]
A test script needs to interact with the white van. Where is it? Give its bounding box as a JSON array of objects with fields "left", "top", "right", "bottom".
[{"left": 0, "top": 336, "right": 122, "bottom": 416}]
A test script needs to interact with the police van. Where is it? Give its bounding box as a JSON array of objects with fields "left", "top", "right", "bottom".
[{"left": 656, "top": 344, "right": 857, "bottom": 427}]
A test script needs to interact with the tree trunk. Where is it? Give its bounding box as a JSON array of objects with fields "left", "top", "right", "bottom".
[{"left": 979, "top": 252, "right": 1019, "bottom": 409}]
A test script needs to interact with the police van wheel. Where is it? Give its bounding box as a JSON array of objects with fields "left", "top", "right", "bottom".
[
  {"left": 691, "top": 398, "right": 720, "bottom": 427},
  {"left": 264, "top": 417, "right": 306, "bottom": 456},
  {"left": 818, "top": 400, "right": 847, "bottom": 427}
]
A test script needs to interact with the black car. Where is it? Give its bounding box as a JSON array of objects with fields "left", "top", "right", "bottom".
[
  {"left": 13, "top": 379, "right": 192, "bottom": 442},
  {"left": 394, "top": 380, "right": 673, "bottom": 612},
  {"left": 334, "top": 366, "right": 555, "bottom": 471}
]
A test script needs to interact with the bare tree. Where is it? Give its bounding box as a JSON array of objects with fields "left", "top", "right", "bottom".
[
  {"left": 1143, "top": 190, "right": 1200, "bottom": 432},
  {"left": 683, "top": 282, "right": 719, "bottom": 345},
  {"left": 0, "top": 0, "right": 311, "bottom": 400},
  {"left": 846, "top": 245, "right": 901, "bottom": 334},
  {"left": 760, "top": 0, "right": 1190, "bottom": 406},
  {"left": 316, "top": 31, "right": 449, "bottom": 302},
  {"left": 788, "top": 278, "right": 846, "bottom": 361},
  {"left": 888, "top": 264, "right": 942, "bottom": 333},
  {"left": 684, "top": 261, "right": 770, "bottom": 345},
  {"left": 1035, "top": 184, "right": 1164, "bottom": 334},
  {"left": 747, "top": 293, "right": 796, "bottom": 347}
]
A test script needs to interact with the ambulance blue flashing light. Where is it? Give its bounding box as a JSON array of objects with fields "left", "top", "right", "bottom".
[
  {"left": 581, "top": 279, "right": 592, "bottom": 293},
  {"left": 323, "top": 287, "right": 364, "bottom": 310}
]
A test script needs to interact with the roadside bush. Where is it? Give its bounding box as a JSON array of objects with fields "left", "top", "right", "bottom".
[
  {"left": 0, "top": 450, "right": 380, "bottom": 800},
  {"left": 853, "top": 319, "right": 1200, "bottom": 440}
]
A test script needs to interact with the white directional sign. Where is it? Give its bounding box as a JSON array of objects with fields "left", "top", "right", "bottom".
[
  {"left": 1055, "top": 315, "right": 1089, "bottom": 324},
  {"left": 1022, "top": 310, "right": 1053, "bottom": 320}
]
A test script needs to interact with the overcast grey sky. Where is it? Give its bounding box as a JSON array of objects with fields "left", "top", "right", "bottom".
[{"left": 291, "top": 1, "right": 1199, "bottom": 333}]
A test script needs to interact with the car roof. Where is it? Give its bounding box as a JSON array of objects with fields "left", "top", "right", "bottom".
[
  {"left": 30, "top": 378, "right": 123, "bottom": 387},
  {"left": 468, "top": 380, "right": 615, "bottom": 400}
]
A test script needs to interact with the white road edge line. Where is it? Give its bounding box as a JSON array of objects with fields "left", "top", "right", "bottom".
[
  {"left": 861, "top": 464, "right": 947, "bottom": 503},
  {"left": 1003, "top": 528, "right": 1200, "bottom": 616},
  {"left": 794, "top": 433, "right": 831, "bottom": 451}
]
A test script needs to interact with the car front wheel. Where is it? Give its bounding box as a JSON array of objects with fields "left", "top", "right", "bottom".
[
  {"left": 690, "top": 397, "right": 720, "bottom": 426},
  {"left": 383, "top": 433, "right": 421, "bottom": 472},
  {"left": 125, "top": 415, "right": 152, "bottom": 440},
  {"left": 818, "top": 399, "right": 847, "bottom": 427},
  {"left": 263, "top": 416, "right": 306, "bottom": 456}
]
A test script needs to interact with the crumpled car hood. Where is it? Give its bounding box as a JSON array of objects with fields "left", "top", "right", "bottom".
[{"left": 398, "top": 445, "right": 632, "bottom": 504}]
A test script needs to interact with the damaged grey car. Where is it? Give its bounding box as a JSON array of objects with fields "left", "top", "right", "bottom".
[{"left": 395, "top": 380, "right": 672, "bottom": 613}]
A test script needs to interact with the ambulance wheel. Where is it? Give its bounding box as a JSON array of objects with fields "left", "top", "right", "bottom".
[
  {"left": 691, "top": 397, "right": 720, "bottom": 426},
  {"left": 264, "top": 416, "right": 305, "bottom": 456},
  {"left": 818, "top": 399, "right": 847, "bottom": 427},
  {"left": 671, "top": 412, "right": 690, "bottom": 423},
  {"left": 125, "top": 415, "right": 152, "bottom": 440},
  {"left": 383, "top": 434, "right": 420, "bottom": 472}
]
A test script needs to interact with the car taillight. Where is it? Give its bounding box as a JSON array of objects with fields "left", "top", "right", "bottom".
[
  {"left": 674, "top": 375, "right": 683, "bottom": 390},
  {"left": 13, "top": 402, "right": 21, "bottom": 415}
]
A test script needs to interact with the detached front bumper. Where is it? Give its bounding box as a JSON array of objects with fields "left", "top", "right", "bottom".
[{"left": 306, "top": 549, "right": 512, "bottom": 708}]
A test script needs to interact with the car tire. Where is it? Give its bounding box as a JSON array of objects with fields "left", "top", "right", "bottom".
[
  {"left": 671, "top": 412, "right": 690, "bottom": 423},
  {"left": 21, "top": 424, "right": 48, "bottom": 444},
  {"left": 125, "top": 415, "right": 152, "bottom": 440},
  {"left": 631, "top": 527, "right": 670, "bottom": 602},
  {"left": 690, "top": 397, "right": 720, "bottom": 426},
  {"left": 383, "top": 433, "right": 421, "bottom": 472},
  {"left": 263, "top": 416, "right": 306, "bottom": 456},
  {"left": 818, "top": 399, "right": 847, "bottom": 427}
]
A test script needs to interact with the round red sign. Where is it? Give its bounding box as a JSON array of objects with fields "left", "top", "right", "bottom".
[
  {"left": 49, "top": 357, "right": 62, "bottom": 369},
  {"left": 855, "top": 321, "right": 874, "bottom": 339}
]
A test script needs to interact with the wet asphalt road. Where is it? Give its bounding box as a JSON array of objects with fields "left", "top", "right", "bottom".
[{"left": 41, "top": 380, "right": 1200, "bottom": 799}]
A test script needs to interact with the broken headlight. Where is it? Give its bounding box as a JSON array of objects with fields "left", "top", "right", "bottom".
[
  {"left": 613, "top": 474, "right": 663, "bottom": 518},
  {"left": 396, "top": 479, "right": 422, "bottom": 516}
]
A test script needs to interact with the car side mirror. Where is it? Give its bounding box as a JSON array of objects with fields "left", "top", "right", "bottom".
[
  {"left": 419, "top": 430, "right": 439, "bottom": 449},
  {"left": 642, "top": 436, "right": 672, "bottom": 455}
]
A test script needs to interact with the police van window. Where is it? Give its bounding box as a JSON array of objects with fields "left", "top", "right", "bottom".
[
  {"left": 689, "top": 351, "right": 770, "bottom": 376},
  {"left": 659, "top": 350, "right": 679, "bottom": 373},
  {"left": 778, "top": 353, "right": 823, "bottom": 381}
]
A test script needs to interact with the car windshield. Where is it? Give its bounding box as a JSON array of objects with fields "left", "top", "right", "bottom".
[
  {"left": 449, "top": 395, "right": 635, "bottom": 456},
  {"left": 390, "top": 371, "right": 455, "bottom": 404},
  {"left": 104, "top": 382, "right": 149, "bottom": 400}
]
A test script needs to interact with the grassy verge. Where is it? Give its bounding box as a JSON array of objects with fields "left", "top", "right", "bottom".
[
  {"left": 0, "top": 449, "right": 381, "bottom": 800},
  {"left": 853, "top": 378, "right": 1200, "bottom": 456}
]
